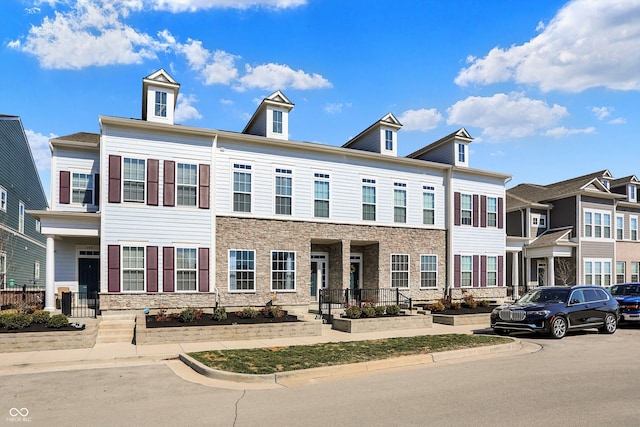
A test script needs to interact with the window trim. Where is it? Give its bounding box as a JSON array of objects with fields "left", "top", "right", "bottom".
[
  {"left": 272, "top": 110, "right": 283, "bottom": 134},
  {"left": 632, "top": 261, "right": 639, "bottom": 282},
  {"left": 458, "top": 143, "right": 466, "bottom": 163},
  {"left": 274, "top": 167, "right": 293, "bottom": 216},
  {"left": 616, "top": 261, "right": 626, "bottom": 284},
  {"left": 583, "top": 258, "right": 612, "bottom": 287},
  {"left": 0, "top": 252, "right": 6, "bottom": 289},
  {"left": 384, "top": 129, "right": 393, "bottom": 151},
  {"left": 121, "top": 245, "right": 146, "bottom": 293},
  {"left": 176, "top": 162, "right": 198, "bottom": 207},
  {"left": 361, "top": 178, "right": 377, "bottom": 221},
  {"left": 460, "top": 194, "right": 472, "bottom": 226},
  {"left": 422, "top": 186, "right": 435, "bottom": 226},
  {"left": 460, "top": 255, "right": 473, "bottom": 287},
  {"left": 391, "top": 254, "right": 410, "bottom": 289},
  {"left": 616, "top": 215, "right": 624, "bottom": 240},
  {"left": 232, "top": 162, "right": 253, "bottom": 213},
  {"left": 0, "top": 186, "right": 6, "bottom": 212},
  {"left": 486, "top": 255, "right": 498, "bottom": 287},
  {"left": 393, "top": 182, "right": 407, "bottom": 223},
  {"left": 123, "top": 157, "right": 146, "bottom": 203},
  {"left": 271, "top": 250, "right": 296, "bottom": 292},
  {"left": 228, "top": 249, "right": 256, "bottom": 293},
  {"left": 313, "top": 172, "right": 330, "bottom": 218},
  {"left": 487, "top": 197, "right": 498, "bottom": 228},
  {"left": 154, "top": 90, "right": 167, "bottom": 118},
  {"left": 583, "top": 209, "right": 612, "bottom": 240},
  {"left": 175, "top": 247, "right": 198, "bottom": 292},
  {"left": 420, "top": 254, "right": 437, "bottom": 289},
  {"left": 34, "top": 261, "right": 40, "bottom": 281},
  {"left": 71, "top": 172, "right": 94, "bottom": 206},
  {"left": 630, "top": 184, "right": 637, "bottom": 202},
  {"left": 631, "top": 216, "right": 638, "bottom": 241},
  {"left": 18, "top": 201, "right": 25, "bottom": 234}
]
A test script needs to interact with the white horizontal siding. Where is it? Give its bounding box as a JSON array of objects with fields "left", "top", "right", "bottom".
[{"left": 215, "top": 139, "right": 447, "bottom": 229}]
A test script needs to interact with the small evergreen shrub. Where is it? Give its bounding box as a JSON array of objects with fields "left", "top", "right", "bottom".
[
  {"left": 179, "top": 307, "right": 197, "bottom": 323},
  {"left": 374, "top": 305, "right": 387, "bottom": 316},
  {"left": 212, "top": 307, "right": 227, "bottom": 321},
  {"left": 5, "top": 313, "right": 32, "bottom": 330},
  {"left": 449, "top": 301, "right": 461, "bottom": 310},
  {"left": 428, "top": 300, "right": 446, "bottom": 312},
  {"left": 385, "top": 304, "right": 401, "bottom": 316},
  {"left": 237, "top": 307, "right": 259, "bottom": 319},
  {"left": 264, "top": 305, "right": 285, "bottom": 318},
  {"left": 31, "top": 310, "right": 51, "bottom": 324},
  {"left": 462, "top": 293, "right": 478, "bottom": 309},
  {"left": 47, "top": 314, "right": 69, "bottom": 328},
  {"left": 344, "top": 305, "right": 362, "bottom": 319},
  {"left": 361, "top": 303, "right": 376, "bottom": 318},
  {"left": 0, "top": 312, "right": 16, "bottom": 328},
  {"left": 478, "top": 299, "right": 490, "bottom": 308}
]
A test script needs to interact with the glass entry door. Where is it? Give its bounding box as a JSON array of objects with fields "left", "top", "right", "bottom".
[{"left": 311, "top": 253, "right": 328, "bottom": 301}]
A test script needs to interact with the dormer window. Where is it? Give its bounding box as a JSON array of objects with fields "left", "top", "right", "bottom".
[
  {"left": 601, "top": 179, "right": 609, "bottom": 189},
  {"left": 273, "top": 110, "right": 283, "bottom": 134},
  {"left": 385, "top": 130, "right": 393, "bottom": 151},
  {"left": 155, "top": 91, "right": 167, "bottom": 117},
  {"left": 630, "top": 185, "right": 637, "bottom": 202},
  {"left": 458, "top": 144, "right": 466, "bottom": 163}
]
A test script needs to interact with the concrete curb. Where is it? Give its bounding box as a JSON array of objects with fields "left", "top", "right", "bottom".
[{"left": 179, "top": 338, "right": 533, "bottom": 385}]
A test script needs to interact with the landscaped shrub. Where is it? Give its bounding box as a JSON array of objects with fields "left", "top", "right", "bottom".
[
  {"left": 212, "top": 307, "right": 227, "bottom": 321},
  {"left": 428, "top": 300, "right": 446, "bottom": 312},
  {"left": 237, "top": 307, "right": 259, "bottom": 319},
  {"left": 462, "top": 293, "right": 478, "bottom": 309},
  {"left": 179, "top": 307, "right": 198, "bottom": 323},
  {"left": 374, "top": 305, "right": 386, "bottom": 316},
  {"left": 4, "top": 313, "right": 32, "bottom": 330},
  {"left": 47, "top": 314, "right": 69, "bottom": 328},
  {"left": 478, "top": 299, "right": 490, "bottom": 308},
  {"left": 385, "top": 304, "right": 401, "bottom": 316},
  {"left": 361, "top": 303, "right": 376, "bottom": 318},
  {"left": 449, "top": 301, "right": 461, "bottom": 310},
  {"left": 31, "top": 310, "right": 51, "bottom": 324},
  {"left": 264, "top": 305, "right": 285, "bottom": 318},
  {"left": 155, "top": 309, "right": 170, "bottom": 322},
  {"left": 344, "top": 305, "right": 362, "bottom": 319},
  {"left": 0, "top": 312, "right": 16, "bottom": 328}
]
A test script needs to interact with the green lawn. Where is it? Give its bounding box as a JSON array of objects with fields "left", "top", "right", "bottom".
[{"left": 188, "top": 334, "right": 511, "bottom": 375}]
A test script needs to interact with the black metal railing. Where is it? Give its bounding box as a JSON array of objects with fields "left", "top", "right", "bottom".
[
  {"left": 0, "top": 285, "right": 45, "bottom": 310},
  {"left": 60, "top": 291, "right": 100, "bottom": 318},
  {"left": 319, "top": 288, "right": 412, "bottom": 324}
]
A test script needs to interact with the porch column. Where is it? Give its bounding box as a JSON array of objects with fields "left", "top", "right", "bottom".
[
  {"left": 547, "top": 256, "right": 555, "bottom": 286},
  {"left": 341, "top": 240, "right": 350, "bottom": 290},
  {"left": 512, "top": 252, "right": 520, "bottom": 299},
  {"left": 45, "top": 235, "right": 56, "bottom": 311}
]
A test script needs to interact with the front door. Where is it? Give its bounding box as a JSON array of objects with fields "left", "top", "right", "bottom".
[
  {"left": 350, "top": 254, "right": 362, "bottom": 290},
  {"left": 310, "top": 253, "right": 328, "bottom": 301},
  {"left": 537, "top": 261, "right": 546, "bottom": 286},
  {"left": 79, "top": 258, "right": 100, "bottom": 296}
]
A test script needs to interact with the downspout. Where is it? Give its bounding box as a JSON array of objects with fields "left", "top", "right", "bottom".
[
  {"left": 445, "top": 166, "right": 453, "bottom": 299},
  {"left": 211, "top": 134, "right": 218, "bottom": 306}
]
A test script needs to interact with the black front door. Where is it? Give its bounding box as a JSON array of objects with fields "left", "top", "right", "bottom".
[{"left": 79, "top": 258, "right": 100, "bottom": 295}]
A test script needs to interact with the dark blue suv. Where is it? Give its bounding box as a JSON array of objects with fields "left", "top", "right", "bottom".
[
  {"left": 491, "top": 285, "right": 619, "bottom": 339},
  {"left": 609, "top": 283, "right": 640, "bottom": 323}
]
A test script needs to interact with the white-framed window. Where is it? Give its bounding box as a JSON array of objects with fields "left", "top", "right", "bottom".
[
  {"left": 601, "top": 179, "right": 609, "bottom": 189},
  {"left": 616, "top": 215, "right": 624, "bottom": 240},
  {"left": 155, "top": 91, "right": 167, "bottom": 117},
  {"left": 18, "top": 201, "right": 25, "bottom": 233},
  {"left": 423, "top": 186, "right": 435, "bottom": 225},
  {"left": 584, "top": 259, "right": 611, "bottom": 287},
  {"left": 0, "top": 186, "right": 6, "bottom": 211},
  {"left": 0, "top": 252, "right": 6, "bottom": 288},
  {"left": 384, "top": 129, "right": 393, "bottom": 151},
  {"left": 176, "top": 248, "right": 197, "bottom": 291},
  {"left": 229, "top": 250, "right": 255, "bottom": 292},
  {"left": 487, "top": 256, "right": 497, "bottom": 286},
  {"left": 122, "top": 246, "right": 145, "bottom": 292},
  {"left": 177, "top": 163, "right": 197, "bottom": 206},
  {"left": 35, "top": 220, "right": 41, "bottom": 233},
  {"left": 461, "top": 255, "right": 473, "bottom": 287},
  {"left": 34, "top": 261, "right": 40, "bottom": 281},
  {"left": 233, "top": 163, "right": 252, "bottom": 213},
  {"left": 275, "top": 168, "right": 292, "bottom": 215},
  {"left": 487, "top": 197, "right": 497, "bottom": 227},
  {"left": 273, "top": 110, "right": 283, "bottom": 134},
  {"left": 271, "top": 251, "right": 295, "bottom": 291},
  {"left": 72, "top": 173, "right": 93, "bottom": 205},
  {"left": 632, "top": 262, "right": 639, "bottom": 282},
  {"left": 420, "top": 255, "right": 437, "bottom": 288},
  {"left": 616, "top": 261, "right": 625, "bottom": 284},
  {"left": 631, "top": 216, "right": 638, "bottom": 241},
  {"left": 630, "top": 185, "right": 637, "bottom": 202},
  {"left": 394, "top": 182, "right": 407, "bottom": 223},
  {"left": 584, "top": 210, "right": 611, "bottom": 239},
  {"left": 313, "top": 173, "right": 330, "bottom": 218},
  {"left": 532, "top": 214, "right": 547, "bottom": 228},
  {"left": 458, "top": 143, "right": 466, "bottom": 163},
  {"left": 461, "top": 194, "right": 472, "bottom": 226},
  {"left": 123, "top": 158, "right": 145, "bottom": 203},
  {"left": 391, "top": 254, "right": 409, "bottom": 289},
  {"left": 362, "top": 178, "right": 376, "bottom": 221}
]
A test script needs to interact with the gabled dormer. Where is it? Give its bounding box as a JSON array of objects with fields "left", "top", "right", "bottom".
[
  {"left": 406, "top": 128, "right": 472, "bottom": 167},
  {"left": 610, "top": 174, "right": 640, "bottom": 203},
  {"left": 342, "top": 113, "right": 402, "bottom": 156},
  {"left": 243, "top": 91, "right": 294, "bottom": 140},
  {"left": 142, "top": 69, "right": 180, "bottom": 125}
]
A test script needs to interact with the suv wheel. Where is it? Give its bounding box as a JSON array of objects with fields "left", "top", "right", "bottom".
[
  {"left": 550, "top": 316, "right": 567, "bottom": 339},
  {"left": 599, "top": 313, "right": 617, "bottom": 334}
]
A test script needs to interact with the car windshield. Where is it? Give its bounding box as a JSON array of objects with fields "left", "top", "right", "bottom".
[
  {"left": 517, "top": 288, "right": 570, "bottom": 304},
  {"left": 609, "top": 285, "right": 640, "bottom": 296}
]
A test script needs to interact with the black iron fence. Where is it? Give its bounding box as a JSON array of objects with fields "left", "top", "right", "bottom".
[
  {"left": 60, "top": 291, "right": 100, "bottom": 318},
  {"left": 319, "top": 288, "right": 412, "bottom": 324},
  {"left": 0, "top": 285, "right": 45, "bottom": 310}
]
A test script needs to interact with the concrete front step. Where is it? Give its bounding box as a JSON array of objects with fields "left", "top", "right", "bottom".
[{"left": 95, "top": 311, "right": 137, "bottom": 344}]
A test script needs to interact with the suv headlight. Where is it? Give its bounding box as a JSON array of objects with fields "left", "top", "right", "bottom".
[{"left": 528, "top": 310, "right": 551, "bottom": 317}]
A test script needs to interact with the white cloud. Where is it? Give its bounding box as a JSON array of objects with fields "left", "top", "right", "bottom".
[
  {"left": 237, "top": 63, "right": 332, "bottom": 91},
  {"left": 543, "top": 126, "right": 596, "bottom": 138},
  {"left": 324, "top": 102, "right": 351, "bottom": 114},
  {"left": 25, "top": 129, "right": 54, "bottom": 177},
  {"left": 174, "top": 93, "right": 203, "bottom": 122},
  {"left": 447, "top": 92, "right": 568, "bottom": 140},
  {"left": 591, "top": 106, "right": 612, "bottom": 120},
  {"left": 177, "top": 39, "right": 240, "bottom": 85},
  {"left": 397, "top": 108, "right": 443, "bottom": 132},
  {"left": 148, "top": 0, "right": 307, "bottom": 13},
  {"left": 608, "top": 117, "right": 627, "bottom": 125},
  {"left": 220, "top": 98, "right": 233, "bottom": 105},
  {"left": 455, "top": 0, "right": 640, "bottom": 92}
]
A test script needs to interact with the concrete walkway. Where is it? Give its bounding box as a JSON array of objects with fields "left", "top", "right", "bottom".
[{"left": 0, "top": 322, "right": 538, "bottom": 387}]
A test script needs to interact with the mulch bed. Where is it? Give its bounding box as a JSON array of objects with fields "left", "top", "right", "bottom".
[
  {"left": 145, "top": 312, "right": 301, "bottom": 329},
  {"left": 0, "top": 324, "right": 82, "bottom": 334}
]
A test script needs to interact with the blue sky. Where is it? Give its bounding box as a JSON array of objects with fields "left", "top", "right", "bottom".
[{"left": 2, "top": 0, "right": 639, "bottom": 202}]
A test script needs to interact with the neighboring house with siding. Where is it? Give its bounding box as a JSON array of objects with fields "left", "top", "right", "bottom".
[
  {"left": 0, "top": 115, "right": 48, "bottom": 292},
  {"left": 31, "top": 69, "right": 510, "bottom": 312},
  {"left": 505, "top": 170, "right": 633, "bottom": 296}
]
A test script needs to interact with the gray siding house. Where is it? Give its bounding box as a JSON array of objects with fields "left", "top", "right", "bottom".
[{"left": 0, "top": 115, "right": 48, "bottom": 292}]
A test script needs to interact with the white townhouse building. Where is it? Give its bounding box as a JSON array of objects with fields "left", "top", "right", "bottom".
[{"left": 32, "top": 69, "right": 510, "bottom": 312}]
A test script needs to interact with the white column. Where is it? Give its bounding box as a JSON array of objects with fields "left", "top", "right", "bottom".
[
  {"left": 547, "top": 256, "right": 555, "bottom": 286},
  {"left": 512, "top": 252, "right": 520, "bottom": 299},
  {"left": 45, "top": 236, "right": 56, "bottom": 311}
]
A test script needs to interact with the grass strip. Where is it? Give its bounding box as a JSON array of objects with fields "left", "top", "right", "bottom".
[{"left": 188, "top": 334, "right": 511, "bottom": 375}]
